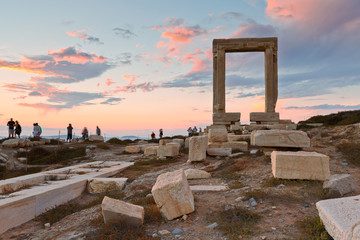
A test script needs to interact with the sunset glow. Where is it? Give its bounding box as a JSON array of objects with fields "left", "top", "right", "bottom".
[{"left": 0, "top": 0, "right": 359, "bottom": 138}]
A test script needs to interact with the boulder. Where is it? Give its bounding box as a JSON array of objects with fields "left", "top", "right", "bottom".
[
  {"left": 316, "top": 195, "right": 360, "bottom": 240},
  {"left": 208, "top": 127, "right": 228, "bottom": 142},
  {"left": 144, "top": 146, "right": 159, "bottom": 156},
  {"left": 323, "top": 174, "right": 355, "bottom": 196},
  {"left": 184, "top": 169, "right": 211, "bottom": 179},
  {"left": 157, "top": 144, "right": 179, "bottom": 158},
  {"left": 251, "top": 130, "right": 310, "bottom": 148},
  {"left": 271, "top": 151, "right": 330, "bottom": 181},
  {"left": 125, "top": 145, "right": 141, "bottom": 153},
  {"left": 2, "top": 139, "right": 21, "bottom": 148},
  {"left": 87, "top": 178, "right": 127, "bottom": 194},
  {"left": 101, "top": 196, "right": 144, "bottom": 226},
  {"left": 151, "top": 169, "right": 194, "bottom": 220},
  {"left": 207, "top": 148, "right": 232, "bottom": 157},
  {"left": 188, "top": 136, "right": 208, "bottom": 162},
  {"left": 88, "top": 135, "right": 104, "bottom": 142}
]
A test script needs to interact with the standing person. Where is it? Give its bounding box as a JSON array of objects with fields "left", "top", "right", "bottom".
[
  {"left": 193, "top": 126, "right": 198, "bottom": 135},
  {"left": 187, "top": 127, "right": 193, "bottom": 137},
  {"left": 159, "top": 128, "right": 163, "bottom": 139},
  {"left": 67, "top": 123, "right": 73, "bottom": 142},
  {"left": 82, "top": 127, "right": 88, "bottom": 140},
  {"left": 7, "top": 118, "right": 15, "bottom": 138},
  {"left": 37, "top": 123, "right": 42, "bottom": 137},
  {"left": 96, "top": 126, "right": 101, "bottom": 136},
  {"left": 33, "top": 123, "right": 40, "bottom": 138},
  {"left": 151, "top": 132, "right": 155, "bottom": 140},
  {"left": 15, "top": 121, "right": 22, "bottom": 138}
]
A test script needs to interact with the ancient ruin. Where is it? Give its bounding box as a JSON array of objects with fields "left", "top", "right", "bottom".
[{"left": 213, "top": 37, "right": 279, "bottom": 124}]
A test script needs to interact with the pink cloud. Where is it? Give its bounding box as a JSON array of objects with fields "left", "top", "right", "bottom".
[
  {"left": 48, "top": 47, "right": 106, "bottom": 64},
  {"left": 66, "top": 31, "right": 103, "bottom": 44},
  {"left": 105, "top": 78, "right": 115, "bottom": 86},
  {"left": 157, "top": 41, "right": 167, "bottom": 48},
  {"left": 108, "top": 74, "right": 156, "bottom": 93},
  {"left": 161, "top": 26, "right": 206, "bottom": 44}
]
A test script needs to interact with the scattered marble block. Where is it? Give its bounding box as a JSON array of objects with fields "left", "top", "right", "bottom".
[
  {"left": 188, "top": 136, "right": 208, "bottom": 162},
  {"left": 87, "top": 178, "right": 127, "bottom": 194},
  {"left": 207, "top": 148, "right": 232, "bottom": 157},
  {"left": 230, "top": 125, "right": 242, "bottom": 131},
  {"left": 190, "top": 185, "right": 229, "bottom": 192},
  {"left": 323, "top": 174, "right": 355, "bottom": 196},
  {"left": 167, "top": 142, "right": 181, "bottom": 152},
  {"left": 157, "top": 144, "right": 179, "bottom": 158},
  {"left": 208, "top": 128, "right": 228, "bottom": 143},
  {"left": 271, "top": 151, "right": 330, "bottom": 181},
  {"left": 159, "top": 139, "right": 172, "bottom": 146},
  {"left": 144, "top": 146, "right": 159, "bottom": 156},
  {"left": 172, "top": 139, "right": 185, "bottom": 147},
  {"left": 151, "top": 169, "right": 195, "bottom": 220},
  {"left": 139, "top": 144, "right": 157, "bottom": 152},
  {"left": 185, "top": 138, "right": 189, "bottom": 149},
  {"left": 101, "top": 196, "right": 144, "bottom": 226},
  {"left": 88, "top": 135, "right": 104, "bottom": 142},
  {"left": 184, "top": 169, "right": 211, "bottom": 179},
  {"left": 125, "top": 145, "right": 141, "bottom": 153},
  {"left": 250, "top": 112, "right": 279, "bottom": 122},
  {"left": 251, "top": 130, "right": 310, "bottom": 148},
  {"left": 316, "top": 195, "right": 360, "bottom": 240},
  {"left": 228, "top": 135, "right": 250, "bottom": 142},
  {"left": 222, "top": 141, "right": 248, "bottom": 151},
  {"left": 2, "top": 139, "right": 22, "bottom": 148}
]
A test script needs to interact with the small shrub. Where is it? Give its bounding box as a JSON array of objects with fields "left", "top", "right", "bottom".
[
  {"left": 26, "top": 146, "right": 86, "bottom": 165},
  {"left": 0, "top": 167, "right": 43, "bottom": 180},
  {"left": 106, "top": 138, "right": 134, "bottom": 145},
  {"left": 296, "top": 216, "right": 333, "bottom": 240},
  {"left": 128, "top": 158, "right": 177, "bottom": 171},
  {"left": 49, "top": 139, "right": 63, "bottom": 145},
  {"left": 96, "top": 143, "right": 110, "bottom": 150},
  {"left": 337, "top": 142, "right": 360, "bottom": 166},
  {"left": 207, "top": 206, "right": 261, "bottom": 239},
  {"left": 228, "top": 180, "right": 245, "bottom": 189}
]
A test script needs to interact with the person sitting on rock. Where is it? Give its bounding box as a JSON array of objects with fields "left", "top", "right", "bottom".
[
  {"left": 151, "top": 132, "right": 156, "bottom": 140},
  {"left": 82, "top": 127, "right": 88, "bottom": 140}
]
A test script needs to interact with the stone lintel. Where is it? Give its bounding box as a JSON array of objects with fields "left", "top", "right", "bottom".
[
  {"left": 213, "top": 38, "right": 277, "bottom": 53},
  {"left": 250, "top": 112, "right": 279, "bottom": 122},
  {"left": 213, "top": 112, "right": 240, "bottom": 123}
]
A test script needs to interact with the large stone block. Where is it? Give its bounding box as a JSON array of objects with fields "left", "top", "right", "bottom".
[
  {"left": 157, "top": 144, "right": 179, "bottom": 157},
  {"left": 316, "top": 195, "right": 360, "bottom": 240},
  {"left": 251, "top": 130, "right": 310, "bottom": 148},
  {"left": 166, "top": 142, "right": 181, "bottom": 153},
  {"left": 222, "top": 141, "right": 248, "bottom": 151},
  {"left": 101, "top": 196, "right": 144, "bottom": 226},
  {"left": 159, "top": 139, "right": 172, "bottom": 146},
  {"left": 151, "top": 169, "right": 194, "bottom": 220},
  {"left": 271, "top": 151, "right": 330, "bottom": 181},
  {"left": 87, "top": 178, "right": 127, "bottom": 194},
  {"left": 323, "top": 174, "right": 355, "bottom": 196},
  {"left": 88, "top": 135, "right": 104, "bottom": 142},
  {"left": 250, "top": 112, "right": 279, "bottom": 122},
  {"left": 213, "top": 112, "right": 240, "bottom": 124},
  {"left": 188, "top": 136, "right": 208, "bottom": 162},
  {"left": 184, "top": 169, "right": 211, "bottom": 179},
  {"left": 228, "top": 135, "right": 250, "bottom": 142},
  {"left": 172, "top": 139, "right": 185, "bottom": 147},
  {"left": 144, "top": 146, "right": 159, "bottom": 156},
  {"left": 208, "top": 127, "right": 228, "bottom": 142},
  {"left": 207, "top": 148, "right": 232, "bottom": 156},
  {"left": 230, "top": 125, "right": 242, "bottom": 131},
  {"left": 125, "top": 145, "right": 141, "bottom": 153}
]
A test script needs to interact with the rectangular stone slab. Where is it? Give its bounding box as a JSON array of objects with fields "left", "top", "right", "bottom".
[
  {"left": 190, "top": 185, "right": 229, "bottom": 192},
  {"left": 316, "top": 195, "right": 360, "bottom": 240},
  {"left": 250, "top": 112, "right": 279, "bottom": 122},
  {"left": 251, "top": 130, "right": 310, "bottom": 148},
  {"left": 271, "top": 151, "right": 330, "bottom": 181},
  {"left": 213, "top": 112, "right": 240, "bottom": 123},
  {"left": 188, "top": 135, "right": 208, "bottom": 162}
]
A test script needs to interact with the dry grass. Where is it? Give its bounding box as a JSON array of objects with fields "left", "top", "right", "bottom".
[
  {"left": 207, "top": 206, "right": 261, "bottom": 239},
  {"left": 296, "top": 216, "right": 333, "bottom": 240},
  {"left": 216, "top": 159, "right": 248, "bottom": 181},
  {"left": 337, "top": 142, "right": 360, "bottom": 166},
  {"left": 96, "top": 143, "right": 110, "bottom": 150},
  {"left": 0, "top": 166, "right": 43, "bottom": 180}
]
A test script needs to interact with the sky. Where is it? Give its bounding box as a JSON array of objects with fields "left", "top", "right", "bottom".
[{"left": 1, "top": 0, "right": 360, "bottom": 138}]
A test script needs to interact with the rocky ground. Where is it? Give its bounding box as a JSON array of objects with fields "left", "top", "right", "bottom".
[{"left": 1, "top": 123, "right": 360, "bottom": 240}]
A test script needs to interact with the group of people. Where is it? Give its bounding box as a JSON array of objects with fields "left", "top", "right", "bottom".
[
  {"left": 150, "top": 128, "right": 164, "bottom": 140},
  {"left": 66, "top": 124, "right": 101, "bottom": 142},
  {"left": 187, "top": 126, "right": 201, "bottom": 137},
  {"left": 7, "top": 118, "right": 22, "bottom": 138}
]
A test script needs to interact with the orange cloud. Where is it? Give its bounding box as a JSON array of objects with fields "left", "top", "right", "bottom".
[{"left": 105, "top": 78, "right": 115, "bottom": 86}]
